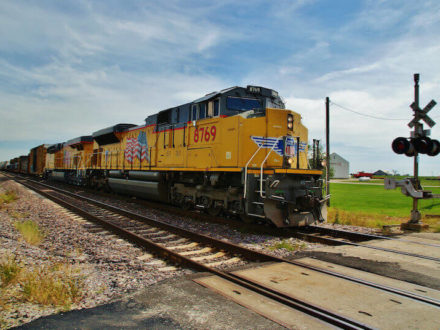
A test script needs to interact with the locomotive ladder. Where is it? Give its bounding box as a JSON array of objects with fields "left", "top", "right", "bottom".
[
  {"left": 243, "top": 136, "right": 286, "bottom": 221},
  {"left": 243, "top": 136, "right": 283, "bottom": 200}
]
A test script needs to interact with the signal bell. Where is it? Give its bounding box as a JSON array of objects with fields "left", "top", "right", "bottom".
[{"left": 392, "top": 137, "right": 440, "bottom": 156}]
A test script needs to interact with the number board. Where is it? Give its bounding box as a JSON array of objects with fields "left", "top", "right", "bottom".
[{"left": 193, "top": 125, "right": 217, "bottom": 143}]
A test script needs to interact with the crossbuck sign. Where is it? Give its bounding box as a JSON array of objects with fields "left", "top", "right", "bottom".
[{"left": 408, "top": 99, "right": 437, "bottom": 128}]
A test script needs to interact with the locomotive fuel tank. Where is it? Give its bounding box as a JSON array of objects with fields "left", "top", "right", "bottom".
[{"left": 108, "top": 178, "right": 168, "bottom": 202}]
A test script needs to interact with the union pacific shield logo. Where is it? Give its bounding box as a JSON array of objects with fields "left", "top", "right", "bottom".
[
  {"left": 251, "top": 136, "right": 306, "bottom": 156},
  {"left": 251, "top": 136, "right": 285, "bottom": 156}
]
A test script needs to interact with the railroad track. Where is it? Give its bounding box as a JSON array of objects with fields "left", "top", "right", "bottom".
[
  {"left": 41, "top": 174, "right": 440, "bottom": 263},
  {"left": 7, "top": 173, "right": 440, "bottom": 263},
  {"left": 295, "top": 226, "right": 440, "bottom": 262},
  {"left": 306, "top": 225, "right": 440, "bottom": 247},
  {"left": 5, "top": 173, "right": 440, "bottom": 329}
]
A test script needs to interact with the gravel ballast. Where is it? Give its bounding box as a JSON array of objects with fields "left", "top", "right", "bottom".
[
  {"left": 1, "top": 173, "right": 380, "bottom": 328},
  {"left": 0, "top": 175, "right": 190, "bottom": 328}
]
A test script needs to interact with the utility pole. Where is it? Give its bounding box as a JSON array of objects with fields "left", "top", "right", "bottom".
[{"left": 326, "top": 97, "right": 330, "bottom": 206}]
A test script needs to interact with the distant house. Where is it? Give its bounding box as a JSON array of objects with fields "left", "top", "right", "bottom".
[
  {"left": 373, "top": 170, "right": 389, "bottom": 176},
  {"left": 330, "top": 153, "right": 349, "bottom": 179}
]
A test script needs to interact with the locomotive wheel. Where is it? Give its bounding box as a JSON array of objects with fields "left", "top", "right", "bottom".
[
  {"left": 182, "top": 199, "right": 193, "bottom": 210},
  {"left": 102, "top": 182, "right": 111, "bottom": 193},
  {"left": 207, "top": 205, "right": 222, "bottom": 217},
  {"left": 206, "top": 200, "right": 223, "bottom": 216},
  {"left": 240, "top": 214, "right": 254, "bottom": 224},
  {"left": 88, "top": 175, "right": 98, "bottom": 189}
]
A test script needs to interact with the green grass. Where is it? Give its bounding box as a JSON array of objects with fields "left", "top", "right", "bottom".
[
  {"left": 0, "top": 256, "right": 21, "bottom": 288},
  {"left": 269, "top": 240, "right": 307, "bottom": 252},
  {"left": 391, "top": 176, "right": 440, "bottom": 187},
  {"left": 0, "top": 256, "right": 85, "bottom": 310},
  {"left": 330, "top": 183, "right": 440, "bottom": 217},
  {"left": 19, "top": 264, "right": 84, "bottom": 308},
  {"left": 14, "top": 220, "right": 45, "bottom": 245},
  {"left": 0, "top": 190, "right": 18, "bottom": 207},
  {"left": 340, "top": 176, "right": 440, "bottom": 187}
]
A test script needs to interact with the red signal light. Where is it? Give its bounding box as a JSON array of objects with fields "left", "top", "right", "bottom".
[
  {"left": 393, "top": 137, "right": 440, "bottom": 156},
  {"left": 392, "top": 137, "right": 414, "bottom": 156},
  {"left": 413, "top": 137, "right": 433, "bottom": 154},
  {"left": 427, "top": 139, "right": 440, "bottom": 156}
]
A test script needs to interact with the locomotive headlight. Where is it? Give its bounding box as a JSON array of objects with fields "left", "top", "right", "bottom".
[
  {"left": 287, "top": 157, "right": 293, "bottom": 165},
  {"left": 287, "top": 114, "right": 294, "bottom": 131}
]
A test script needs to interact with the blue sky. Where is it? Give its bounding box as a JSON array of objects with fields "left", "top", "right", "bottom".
[{"left": 0, "top": 0, "right": 439, "bottom": 175}]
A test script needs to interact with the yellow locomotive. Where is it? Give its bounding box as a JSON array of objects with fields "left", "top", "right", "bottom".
[{"left": 36, "top": 86, "right": 326, "bottom": 227}]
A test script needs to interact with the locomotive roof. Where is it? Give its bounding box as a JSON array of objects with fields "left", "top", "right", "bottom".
[
  {"left": 30, "top": 144, "right": 50, "bottom": 151},
  {"left": 92, "top": 123, "right": 137, "bottom": 146},
  {"left": 92, "top": 123, "right": 137, "bottom": 138},
  {"left": 192, "top": 90, "right": 224, "bottom": 103},
  {"left": 47, "top": 143, "right": 65, "bottom": 154},
  {"left": 66, "top": 136, "right": 93, "bottom": 146},
  {"left": 144, "top": 85, "right": 284, "bottom": 125},
  {"left": 191, "top": 85, "right": 279, "bottom": 103}
]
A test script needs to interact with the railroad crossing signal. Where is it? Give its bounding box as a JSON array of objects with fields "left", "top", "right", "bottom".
[
  {"left": 387, "top": 73, "right": 440, "bottom": 228},
  {"left": 392, "top": 136, "right": 440, "bottom": 156},
  {"left": 393, "top": 74, "right": 439, "bottom": 157},
  {"left": 408, "top": 99, "right": 437, "bottom": 128}
]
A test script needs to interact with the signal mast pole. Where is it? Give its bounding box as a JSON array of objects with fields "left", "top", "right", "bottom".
[
  {"left": 386, "top": 73, "right": 439, "bottom": 230},
  {"left": 326, "top": 97, "right": 330, "bottom": 206},
  {"left": 411, "top": 74, "right": 421, "bottom": 223}
]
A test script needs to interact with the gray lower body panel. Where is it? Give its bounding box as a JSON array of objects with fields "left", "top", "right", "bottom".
[{"left": 108, "top": 178, "right": 168, "bottom": 202}]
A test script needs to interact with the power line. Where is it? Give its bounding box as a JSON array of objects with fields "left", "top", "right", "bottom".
[{"left": 330, "top": 101, "right": 409, "bottom": 121}]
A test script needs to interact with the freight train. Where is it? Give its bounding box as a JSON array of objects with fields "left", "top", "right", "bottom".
[{"left": 3, "top": 86, "right": 327, "bottom": 227}]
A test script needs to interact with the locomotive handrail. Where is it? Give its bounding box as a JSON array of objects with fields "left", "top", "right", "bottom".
[
  {"left": 75, "top": 154, "right": 82, "bottom": 175},
  {"left": 243, "top": 135, "right": 283, "bottom": 200},
  {"left": 243, "top": 143, "right": 265, "bottom": 199},
  {"left": 259, "top": 136, "right": 283, "bottom": 198}
]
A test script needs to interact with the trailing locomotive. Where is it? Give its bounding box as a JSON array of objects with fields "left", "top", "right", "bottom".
[{"left": 6, "top": 86, "right": 327, "bottom": 227}]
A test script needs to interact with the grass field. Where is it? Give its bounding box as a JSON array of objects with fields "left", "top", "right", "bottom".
[
  {"left": 328, "top": 182, "right": 440, "bottom": 230},
  {"left": 336, "top": 177, "right": 440, "bottom": 187},
  {"left": 330, "top": 183, "right": 440, "bottom": 216}
]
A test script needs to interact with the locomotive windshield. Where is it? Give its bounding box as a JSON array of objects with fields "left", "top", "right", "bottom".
[{"left": 226, "top": 97, "right": 261, "bottom": 111}]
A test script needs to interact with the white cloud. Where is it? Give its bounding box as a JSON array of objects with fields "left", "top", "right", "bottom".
[
  {"left": 0, "top": 0, "right": 439, "bottom": 176},
  {"left": 250, "top": 2, "right": 440, "bottom": 175},
  {"left": 0, "top": 1, "right": 234, "bottom": 149}
]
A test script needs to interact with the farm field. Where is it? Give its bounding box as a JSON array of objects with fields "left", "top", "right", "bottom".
[
  {"left": 334, "top": 177, "right": 440, "bottom": 186},
  {"left": 328, "top": 182, "right": 440, "bottom": 231}
]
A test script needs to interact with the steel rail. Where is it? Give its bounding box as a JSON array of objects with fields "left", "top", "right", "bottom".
[
  {"left": 294, "top": 229, "right": 440, "bottom": 263},
  {"left": 13, "top": 176, "right": 371, "bottom": 329},
  {"left": 10, "top": 174, "right": 440, "bottom": 309},
  {"left": 305, "top": 225, "right": 440, "bottom": 248}
]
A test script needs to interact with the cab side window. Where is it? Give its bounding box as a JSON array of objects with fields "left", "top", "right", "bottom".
[
  {"left": 199, "top": 103, "right": 206, "bottom": 119},
  {"left": 191, "top": 105, "right": 198, "bottom": 121},
  {"left": 213, "top": 99, "right": 219, "bottom": 117}
]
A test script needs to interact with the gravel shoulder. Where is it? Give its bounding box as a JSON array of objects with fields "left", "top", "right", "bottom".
[
  {"left": 0, "top": 175, "right": 190, "bottom": 328},
  {"left": 1, "top": 174, "right": 393, "bottom": 329},
  {"left": 0, "top": 175, "right": 315, "bottom": 328}
]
